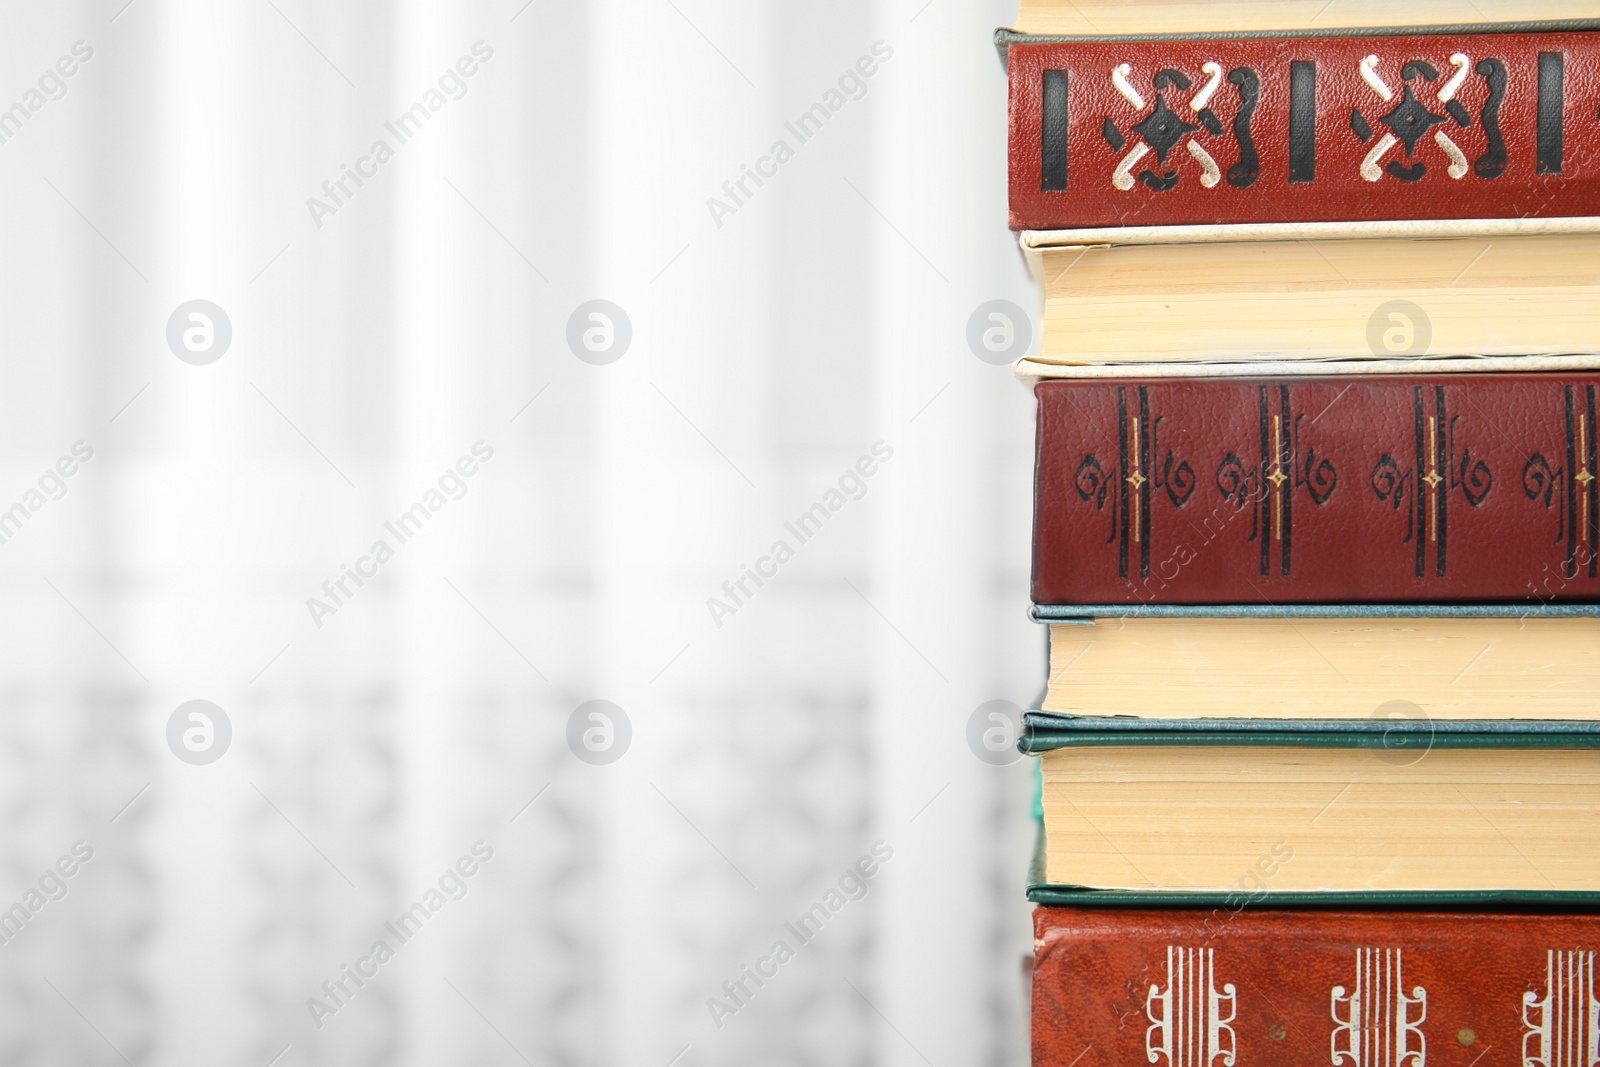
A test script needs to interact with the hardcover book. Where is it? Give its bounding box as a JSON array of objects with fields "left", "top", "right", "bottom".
[
  {"left": 1033, "top": 906, "right": 1600, "bottom": 1067},
  {"left": 1006, "top": 24, "right": 1600, "bottom": 232},
  {"left": 1032, "top": 374, "right": 1600, "bottom": 604}
]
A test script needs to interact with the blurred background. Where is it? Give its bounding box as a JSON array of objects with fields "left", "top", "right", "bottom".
[{"left": 0, "top": 0, "right": 1042, "bottom": 1063}]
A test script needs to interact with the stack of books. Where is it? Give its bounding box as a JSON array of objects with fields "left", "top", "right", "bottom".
[{"left": 1000, "top": 2, "right": 1600, "bottom": 1063}]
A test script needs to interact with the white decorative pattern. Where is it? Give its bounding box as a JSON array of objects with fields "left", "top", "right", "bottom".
[
  {"left": 1113, "top": 63, "right": 1146, "bottom": 109},
  {"left": 1357, "top": 53, "right": 1473, "bottom": 182},
  {"left": 1113, "top": 142, "right": 1151, "bottom": 190},
  {"left": 1435, "top": 130, "right": 1470, "bottom": 179},
  {"left": 1361, "top": 134, "right": 1401, "bottom": 181},
  {"left": 1331, "top": 948, "right": 1428, "bottom": 1067},
  {"left": 1190, "top": 61, "right": 1224, "bottom": 111},
  {"left": 1108, "top": 62, "right": 1227, "bottom": 192},
  {"left": 1359, "top": 54, "right": 1395, "bottom": 102},
  {"left": 1438, "top": 53, "right": 1471, "bottom": 102},
  {"left": 1187, "top": 141, "right": 1221, "bottom": 188},
  {"left": 1523, "top": 950, "right": 1600, "bottom": 1067},
  {"left": 1146, "top": 946, "right": 1238, "bottom": 1067}
]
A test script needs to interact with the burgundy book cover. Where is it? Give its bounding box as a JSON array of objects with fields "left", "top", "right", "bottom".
[
  {"left": 1033, "top": 906, "right": 1600, "bottom": 1067},
  {"left": 1032, "top": 375, "right": 1600, "bottom": 604},
  {"left": 1007, "top": 29, "right": 1600, "bottom": 230}
]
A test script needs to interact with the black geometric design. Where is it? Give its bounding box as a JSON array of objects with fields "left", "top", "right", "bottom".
[
  {"left": 1138, "top": 168, "right": 1181, "bottom": 192},
  {"left": 1350, "top": 108, "right": 1373, "bottom": 143},
  {"left": 1075, "top": 454, "right": 1111, "bottom": 511},
  {"left": 1131, "top": 93, "right": 1199, "bottom": 165},
  {"left": 1217, "top": 385, "right": 1342, "bottom": 576},
  {"left": 1380, "top": 85, "right": 1447, "bottom": 156},
  {"left": 1372, "top": 385, "right": 1494, "bottom": 577},
  {"left": 1078, "top": 388, "right": 1201, "bottom": 576},
  {"left": 1371, "top": 454, "right": 1413, "bottom": 547},
  {"left": 1289, "top": 60, "right": 1318, "bottom": 183},
  {"left": 1041, "top": 70, "right": 1069, "bottom": 191},
  {"left": 1538, "top": 51, "right": 1565, "bottom": 175},
  {"left": 1400, "top": 59, "right": 1440, "bottom": 82},
  {"left": 1475, "top": 58, "right": 1508, "bottom": 178},
  {"left": 1449, "top": 418, "right": 1492, "bottom": 507},
  {"left": 1295, "top": 428, "right": 1338, "bottom": 506},
  {"left": 1226, "top": 66, "right": 1260, "bottom": 188},
  {"left": 1151, "top": 416, "right": 1196, "bottom": 508},
  {"left": 1387, "top": 160, "right": 1428, "bottom": 182}
]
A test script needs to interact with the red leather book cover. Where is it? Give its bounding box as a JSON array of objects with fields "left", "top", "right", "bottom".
[
  {"left": 1033, "top": 906, "right": 1600, "bottom": 1067},
  {"left": 1007, "top": 29, "right": 1600, "bottom": 230},
  {"left": 1032, "top": 374, "right": 1600, "bottom": 604}
]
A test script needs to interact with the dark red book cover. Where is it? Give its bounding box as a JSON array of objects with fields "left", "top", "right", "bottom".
[
  {"left": 1033, "top": 906, "right": 1600, "bottom": 1067},
  {"left": 1007, "top": 29, "right": 1600, "bottom": 230},
  {"left": 1032, "top": 374, "right": 1600, "bottom": 604}
]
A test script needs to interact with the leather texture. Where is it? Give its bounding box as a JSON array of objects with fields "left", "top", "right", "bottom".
[
  {"left": 1033, "top": 374, "right": 1600, "bottom": 604},
  {"left": 1008, "top": 31, "right": 1600, "bottom": 230},
  {"left": 1033, "top": 906, "right": 1600, "bottom": 1067}
]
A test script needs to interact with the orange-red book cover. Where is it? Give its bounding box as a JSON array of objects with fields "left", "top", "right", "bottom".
[{"left": 1034, "top": 905, "right": 1600, "bottom": 1067}]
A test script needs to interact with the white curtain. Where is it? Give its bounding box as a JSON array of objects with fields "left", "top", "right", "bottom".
[{"left": 0, "top": 0, "right": 1039, "bottom": 1063}]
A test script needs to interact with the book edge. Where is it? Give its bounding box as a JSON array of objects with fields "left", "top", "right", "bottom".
[
  {"left": 1014, "top": 355, "right": 1600, "bottom": 379},
  {"left": 1025, "top": 885, "right": 1600, "bottom": 908},
  {"left": 1030, "top": 603, "right": 1600, "bottom": 618},
  {"left": 1018, "top": 217, "right": 1600, "bottom": 249},
  {"left": 996, "top": 20, "right": 1600, "bottom": 49},
  {"left": 1021, "top": 710, "right": 1600, "bottom": 752}
]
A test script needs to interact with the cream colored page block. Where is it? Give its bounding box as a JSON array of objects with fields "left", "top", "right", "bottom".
[
  {"left": 1044, "top": 618, "right": 1600, "bottom": 720},
  {"left": 1037, "top": 237, "right": 1600, "bottom": 362},
  {"left": 1012, "top": 0, "right": 1598, "bottom": 36},
  {"left": 1041, "top": 746, "right": 1600, "bottom": 890}
]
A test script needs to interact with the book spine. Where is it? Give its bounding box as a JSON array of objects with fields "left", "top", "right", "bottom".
[
  {"left": 1032, "top": 374, "right": 1600, "bottom": 604},
  {"left": 1034, "top": 906, "right": 1600, "bottom": 1067},
  {"left": 1008, "top": 30, "right": 1600, "bottom": 230}
]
